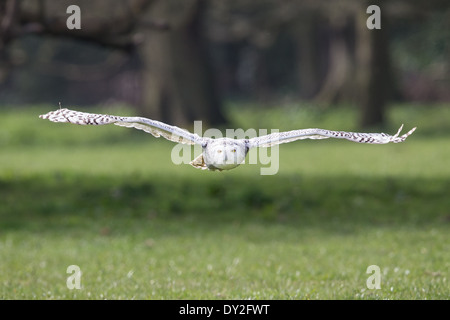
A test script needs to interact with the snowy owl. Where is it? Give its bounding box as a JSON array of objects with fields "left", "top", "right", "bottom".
[{"left": 40, "top": 108, "right": 416, "bottom": 172}]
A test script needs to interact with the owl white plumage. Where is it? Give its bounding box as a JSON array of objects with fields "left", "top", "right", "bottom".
[{"left": 40, "top": 108, "right": 416, "bottom": 172}]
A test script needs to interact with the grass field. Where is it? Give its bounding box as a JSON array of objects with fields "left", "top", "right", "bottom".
[{"left": 0, "top": 104, "right": 449, "bottom": 299}]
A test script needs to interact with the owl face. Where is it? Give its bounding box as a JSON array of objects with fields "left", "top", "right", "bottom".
[{"left": 204, "top": 138, "right": 247, "bottom": 170}]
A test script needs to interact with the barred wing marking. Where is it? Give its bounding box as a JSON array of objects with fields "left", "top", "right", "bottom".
[
  {"left": 39, "top": 108, "right": 207, "bottom": 145},
  {"left": 248, "top": 125, "right": 417, "bottom": 148}
]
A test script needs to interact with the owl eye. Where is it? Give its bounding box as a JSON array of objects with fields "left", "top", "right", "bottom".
[
  {"left": 231, "top": 149, "right": 236, "bottom": 153},
  {"left": 217, "top": 150, "right": 222, "bottom": 153}
]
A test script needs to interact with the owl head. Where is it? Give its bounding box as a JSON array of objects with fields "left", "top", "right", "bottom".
[{"left": 204, "top": 138, "right": 247, "bottom": 171}]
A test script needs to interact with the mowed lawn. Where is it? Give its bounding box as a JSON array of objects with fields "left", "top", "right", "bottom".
[{"left": 0, "top": 105, "right": 448, "bottom": 299}]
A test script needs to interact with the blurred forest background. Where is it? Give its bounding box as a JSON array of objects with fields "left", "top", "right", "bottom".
[{"left": 0, "top": 0, "right": 449, "bottom": 128}]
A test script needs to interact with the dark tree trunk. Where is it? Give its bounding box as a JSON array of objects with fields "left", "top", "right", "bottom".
[
  {"left": 138, "top": 0, "right": 226, "bottom": 126},
  {"left": 293, "top": 12, "right": 322, "bottom": 99},
  {"left": 355, "top": 1, "right": 392, "bottom": 128},
  {"left": 313, "top": 18, "right": 351, "bottom": 104},
  {"left": 309, "top": 10, "right": 357, "bottom": 106},
  {"left": 0, "top": 0, "right": 19, "bottom": 84}
]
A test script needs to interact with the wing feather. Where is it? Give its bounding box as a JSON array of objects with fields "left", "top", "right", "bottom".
[
  {"left": 39, "top": 108, "right": 207, "bottom": 145},
  {"left": 248, "top": 125, "right": 416, "bottom": 148}
]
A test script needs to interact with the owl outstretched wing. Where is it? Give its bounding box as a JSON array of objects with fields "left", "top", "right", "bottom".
[
  {"left": 248, "top": 125, "right": 416, "bottom": 148},
  {"left": 39, "top": 108, "right": 208, "bottom": 145}
]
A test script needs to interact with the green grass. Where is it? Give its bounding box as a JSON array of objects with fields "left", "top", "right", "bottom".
[{"left": 0, "top": 104, "right": 449, "bottom": 299}]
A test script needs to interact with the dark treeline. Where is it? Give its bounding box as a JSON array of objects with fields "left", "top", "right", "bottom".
[{"left": 0, "top": 0, "right": 448, "bottom": 128}]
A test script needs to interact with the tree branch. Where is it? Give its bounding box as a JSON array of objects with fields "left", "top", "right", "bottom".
[{"left": 16, "top": 0, "right": 168, "bottom": 50}]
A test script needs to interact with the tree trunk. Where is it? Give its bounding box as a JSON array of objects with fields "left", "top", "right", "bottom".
[
  {"left": 313, "top": 21, "right": 351, "bottom": 104},
  {"left": 138, "top": 0, "right": 226, "bottom": 126},
  {"left": 0, "top": 0, "right": 19, "bottom": 84},
  {"left": 355, "top": 1, "right": 392, "bottom": 128},
  {"left": 293, "top": 12, "right": 321, "bottom": 99}
]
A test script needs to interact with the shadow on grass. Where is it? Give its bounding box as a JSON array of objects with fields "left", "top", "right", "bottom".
[{"left": 1, "top": 172, "right": 448, "bottom": 237}]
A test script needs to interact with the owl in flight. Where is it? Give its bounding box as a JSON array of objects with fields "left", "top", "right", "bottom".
[{"left": 40, "top": 108, "right": 416, "bottom": 172}]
